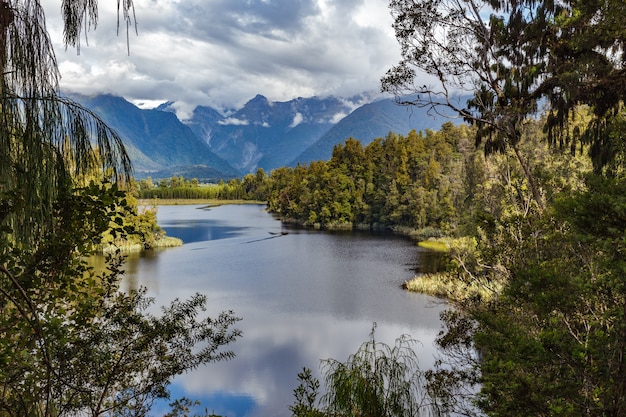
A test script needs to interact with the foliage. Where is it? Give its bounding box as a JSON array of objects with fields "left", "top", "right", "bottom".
[
  {"left": 99, "top": 193, "right": 179, "bottom": 252},
  {"left": 0, "top": 183, "right": 241, "bottom": 416},
  {"left": 268, "top": 125, "right": 472, "bottom": 233},
  {"left": 0, "top": 0, "right": 133, "bottom": 246},
  {"left": 0, "top": 1, "right": 243, "bottom": 416},
  {"left": 290, "top": 326, "right": 433, "bottom": 417},
  {"left": 289, "top": 368, "right": 326, "bottom": 417},
  {"left": 405, "top": 237, "right": 504, "bottom": 303},
  {"left": 382, "top": 0, "right": 626, "bottom": 203},
  {"left": 268, "top": 119, "right": 590, "bottom": 234},
  {"left": 423, "top": 175, "right": 626, "bottom": 416}
]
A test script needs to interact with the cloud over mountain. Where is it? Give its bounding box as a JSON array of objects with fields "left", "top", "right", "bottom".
[{"left": 42, "top": 0, "right": 408, "bottom": 117}]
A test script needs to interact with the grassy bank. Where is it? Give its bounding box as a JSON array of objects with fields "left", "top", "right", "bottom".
[
  {"left": 405, "top": 236, "right": 503, "bottom": 303},
  {"left": 99, "top": 236, "right": 183, "bottom": 254},
  {"left": 417, "top": 239, "right": 449, "bottom": 252},
  {"left": 403, "top": 272, "right": 501, "bottom": 303}
]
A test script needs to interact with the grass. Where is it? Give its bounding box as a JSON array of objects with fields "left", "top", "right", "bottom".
[
  {"left": 99, "top": 236, "right": 183, "bottom": 254},
  {"left": 404, "top": 272, "right": 502, "bottom": 303},
  {"left": 100, "top": 242, "right": 144, "bottom": 254},
  {"left": 407, "top": 236, "right": 503, "bottom": 303},
  {"left": 417, "top": 239, "right": 450, "bottom": 252},
  {"left": 153, "top": 236, "right": 184, "bottom": 248}
]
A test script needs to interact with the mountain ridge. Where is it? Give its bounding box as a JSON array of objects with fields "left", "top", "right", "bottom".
[
  {"left": 182, "top": 94, "right": 363, "bottom": 173},
  {"left": 292, "top": 98, "right": 452, "bottom": 164},
  {"left": 69, "top": 93, "right": 239, "bottom": 180},
  {"left": 69, "top": 92, "right": 457, "bottom": 180}
]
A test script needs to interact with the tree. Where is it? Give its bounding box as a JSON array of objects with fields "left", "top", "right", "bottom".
[
  {"left": 539, "top": 0, "right": 626, "bottom": 174},
  {"left": 381, "top": 0, "right": 626, "bottom": 205},
  {"left": 0, "top": 0, "right": 135, "bottom": 245},
  {"left": 475, "top": 177, "right": 626, "bottom": 416},
  {"left": 420, "top": 173, "right": 626, "bottom": 416},
  {"left": 0, "top": 1, "right": 243, "bottom": 415},
  {"left": 0, "top": 183, "right": 241, "bottom": 415},
  {"left": 290, "top": 325, "right": 433, "bottom": 417}
]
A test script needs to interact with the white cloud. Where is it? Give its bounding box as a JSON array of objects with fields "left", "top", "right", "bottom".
[
  {"left": 42, "top": 0, "right": 406, "bottom": 111},
  {"left": 330, "top": 112, "right": 347, "bottom": 124},
  {"left": 130, "top": 99, "right": 168, "bottom": 109},
  {"left": 289, "top": 112, "right": 304, "bottom": 128},
  {"left": 218, "top": 117, "right": 249, "bottom": 126}
]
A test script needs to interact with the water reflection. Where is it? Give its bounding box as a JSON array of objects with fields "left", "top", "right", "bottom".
[
  {"left": 417, "top": 249, "right": 447, "bottom": 274},
  {"left": 120, "top": 204, "right": 446, "bottom": 417}
]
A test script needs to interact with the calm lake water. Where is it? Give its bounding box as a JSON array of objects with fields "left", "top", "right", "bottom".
[{"left": 121, "top": 204, "right": 446, "bottom": 417}]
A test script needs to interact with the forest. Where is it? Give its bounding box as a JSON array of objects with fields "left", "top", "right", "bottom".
[{"left": 2, "top": 0, "right": 626, "bottom": 416}]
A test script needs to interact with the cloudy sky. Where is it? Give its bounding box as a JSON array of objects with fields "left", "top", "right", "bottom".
[{"left": 40, "top": 0, "right": 403, "bottom": 117}]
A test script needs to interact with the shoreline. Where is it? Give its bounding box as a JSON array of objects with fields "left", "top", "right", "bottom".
[
  {"left": 109, "top": 199, "right": 266, "bottom": 255},
  {"left": 99, "top": 236, "right": 184, "bottom": 254},
  {"left": 137, "top": 198, "right": 267, "bottom": 207}
]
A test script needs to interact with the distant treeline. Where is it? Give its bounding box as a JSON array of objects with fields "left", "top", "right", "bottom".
[
  {"left": 267, "top": 122, "right": 473, "bottom": 234},
  {"left": 137, "top": 170, "right": 269, "bottom": 201}
]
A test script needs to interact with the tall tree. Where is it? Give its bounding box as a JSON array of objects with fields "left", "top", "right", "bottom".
[
  {"left": 0, "top": 182, "right": 241, "bottom": 415},
  {"left": 431, "top": 176, "right": 626, "bottom": 417},
  {"left": 0, "top": 0, "right": 134, "bottom": 245},
  {"left": 382, "top": 0, "right": 626, "bottom": 205},
  {"left": 540, "top": 0, "right": 626, "bottom": 174}
]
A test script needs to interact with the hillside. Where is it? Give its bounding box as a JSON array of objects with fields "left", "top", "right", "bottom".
[
  {"left": 70, "top": 94, "right": 239, "bottom": 180},
  {"left": 293, "top": 98, "right": 454, "bottom": 164}
]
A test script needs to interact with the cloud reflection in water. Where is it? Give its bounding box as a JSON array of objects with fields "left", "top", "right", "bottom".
[{"left": 124, "top": 205, "right": 446, "bottom": 417}]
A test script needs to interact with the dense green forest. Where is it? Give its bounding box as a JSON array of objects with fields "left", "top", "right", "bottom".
[
  {"left": 140, "top": 117, "right": 587, "bottom": 238},
  {"left": 264, "top": 120, "right": 588, "bottom": 235}
]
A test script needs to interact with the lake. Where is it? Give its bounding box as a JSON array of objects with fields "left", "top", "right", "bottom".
[{"left": 121, "top": 204, "right": 446, "bottom": 417}]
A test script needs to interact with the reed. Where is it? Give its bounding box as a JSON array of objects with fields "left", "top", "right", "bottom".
[
  {"left": 417, "top": 239, "right": 449, "bottom": 252},
  {"left": 404, "top": 272, "right": 502, "bottom": 303},
  {"left": 153, "top": 236, "right": 184, "bottom": 248},
  {"left": 99, "top": 242, "right": 144, "bottom": 254},
  {"left": 99, "top": 236, "right": 183, "bottom": 254}
]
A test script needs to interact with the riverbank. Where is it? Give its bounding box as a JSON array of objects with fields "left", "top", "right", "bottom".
[
  {"left": 403, "top": 272, "right": 501, "bottom": 303},
  {"left": 403, "top": 237, "right": 503, "bottom": 303},
  {"left": 274, "top": 217, "right": 447, "bottom": 240},
  {"left": 99, "top": 236, "right": 183, "bottom": 254},
  {"left": 137, "top": 198, "right": 267, "bottom": 207}
]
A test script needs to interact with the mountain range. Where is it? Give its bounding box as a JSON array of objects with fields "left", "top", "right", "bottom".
[{"left": 71, "top": 93, "right": 455, "bottom": 180}]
